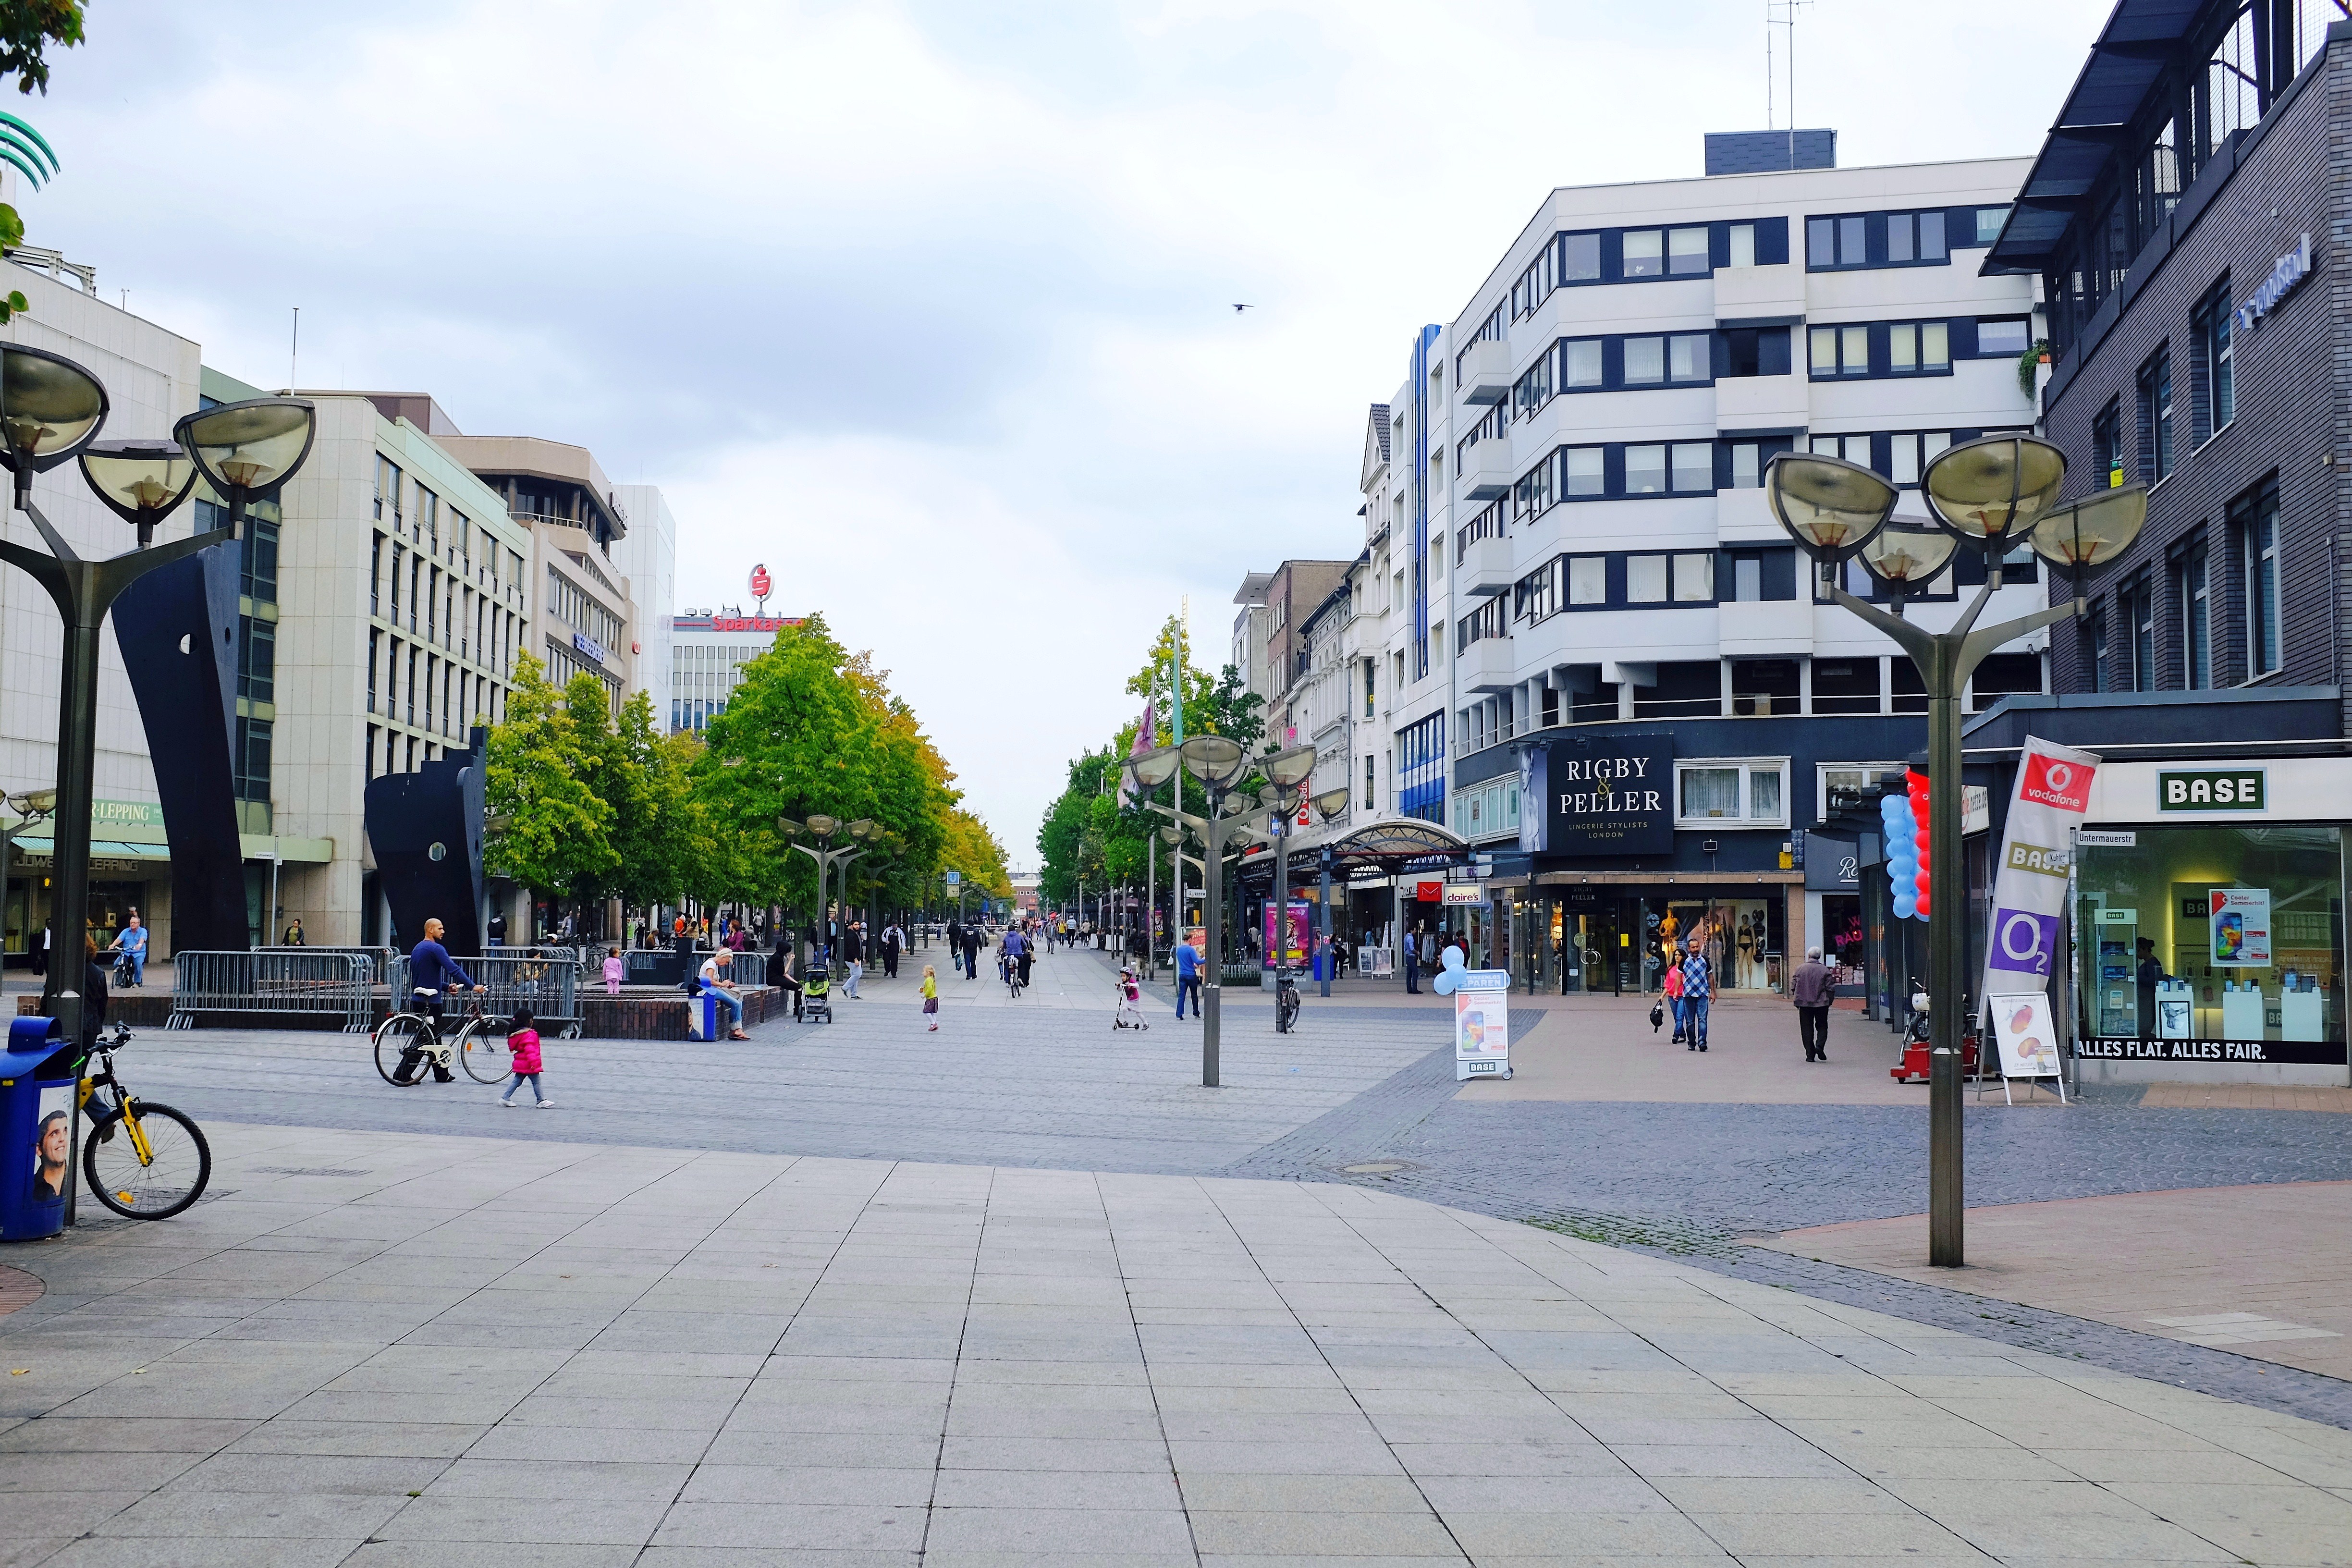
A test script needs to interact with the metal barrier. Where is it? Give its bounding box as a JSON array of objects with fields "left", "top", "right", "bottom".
[
  {"left": 169, "top": 951, "right": 375, "bottom": 1032},
  {"left": 270, "top": 945, "right": 395, "bottom": 983},
  {"left": 390, "top": 952, "right": 580, "bottom": 1034},
  {"left": 619, "top": 948, "right": 766, "bottom": 989}
]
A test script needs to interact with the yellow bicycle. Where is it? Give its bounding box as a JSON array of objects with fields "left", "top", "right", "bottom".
[{"left": 80, "top": 1021, "right": 212, "bottom": 1220}]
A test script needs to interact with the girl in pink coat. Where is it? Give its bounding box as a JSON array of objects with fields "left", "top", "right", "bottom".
[
  {"left": 499, "top": 1008, "right": 551, "bottom": 1108},
  {"left": 602, "top": 946, "right": 625, "bottom": 994}
]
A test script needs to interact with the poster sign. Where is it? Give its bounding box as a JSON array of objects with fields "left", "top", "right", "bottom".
[
  {"left": 1452, "top": 969, "right": 1510, "bottom": 1080},
  {"left": 2209, "top": 888, "right": 2271, "bottom": 967},
  {"left": 31, "top": 1083, "right": 69, "bottom": 1204},
  {"left": 1440, "top": 884, "right": 1487, "bottom": 907},
  {"left": 1261, "top": 901, "right": 1310, "bottom": 969},
  {"left": 1989, "top": 992, "right": 2063, "bottom": 1078},
  {"left": 1544, "top": 732, "right": 1673, "bottom": 857},
  {"left": 1982, "top": 737, "right": 2100, "bottom": 995}
]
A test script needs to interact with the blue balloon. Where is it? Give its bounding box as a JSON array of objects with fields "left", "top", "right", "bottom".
[{"left": 1893, "top": 898, "right": 1917, "bottom": 920}]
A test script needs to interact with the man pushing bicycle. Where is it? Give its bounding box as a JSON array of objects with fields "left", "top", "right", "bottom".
[{"left": 395, "top": 917, "right": 485, "bottom": 1084}]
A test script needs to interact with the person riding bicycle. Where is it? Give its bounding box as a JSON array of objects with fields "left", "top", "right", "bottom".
[
  {"left": 396, "top": 918, "right": 483, "bottom": 1084},
  {"left": 1001, "top": 924, "right": 1027, "bottom": 991}
]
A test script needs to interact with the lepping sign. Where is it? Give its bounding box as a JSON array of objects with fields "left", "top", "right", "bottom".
[{"left": 1983, "top": 737, "right": 2099, "bottom": 995}]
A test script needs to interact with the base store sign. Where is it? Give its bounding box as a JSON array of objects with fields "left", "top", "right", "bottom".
[{"left": 1452, "top": 970, "right": 1510, "bottom": 1081}]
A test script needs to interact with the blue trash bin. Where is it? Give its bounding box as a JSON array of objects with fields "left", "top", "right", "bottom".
[{"left": 0, "top": 1015, "right": 73, "bottom": 1242}]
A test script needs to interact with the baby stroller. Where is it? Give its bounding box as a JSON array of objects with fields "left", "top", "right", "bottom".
[
  {"left": 803, "top": 965, "right": 834, "bottom": 1024},
  {"left": 1113, "top": 966, "right": 1148, "bottom": 1031}
]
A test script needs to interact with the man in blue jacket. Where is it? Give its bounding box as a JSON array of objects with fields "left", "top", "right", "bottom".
[
  {"left": 1172, "top": 935, "right": 1201, "bottom": 1020},
  {"left": 396, "top": 918, "right": 482, "bottom": 1084}
]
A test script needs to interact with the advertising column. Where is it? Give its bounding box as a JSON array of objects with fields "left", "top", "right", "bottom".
[{"left": 1981, "top": 737, "right": 2099, "bottom": 1081}]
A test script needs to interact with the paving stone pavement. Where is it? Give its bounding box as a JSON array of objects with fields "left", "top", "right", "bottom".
[
  {"left": 54, "top": 943, "right": 2352, "bottom": 1435},
  {"left": 6, "top": 1121, "right": 2352, "bottom": 1567}
]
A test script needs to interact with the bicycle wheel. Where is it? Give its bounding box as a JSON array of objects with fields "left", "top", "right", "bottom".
[
  {"left": 83, "top": 1102, "right": 211, "bottom": 1220},
  {"left": 456, "top": 1019, "right": 508, "bottom": 1084},
  {"left": 1277, "top": 991, "right": 1299, "bottom": 1032},
  {"left": 374, "top": 1015, "right": 431, "bottom": 1086}
]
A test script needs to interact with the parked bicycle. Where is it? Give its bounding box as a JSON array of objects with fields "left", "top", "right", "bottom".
[
  {"left": 1000, "top": 949, "right": 1024, "bottom": 999},
  {"left": 81, "top": 1021, "right": 212, "bottom": 1220},
  {"left": 1273, "top": 964, "right": 1301, "bottom": 1033},
  {"left": 374, "top": 989, "right": 506, "bottom": 1086}
]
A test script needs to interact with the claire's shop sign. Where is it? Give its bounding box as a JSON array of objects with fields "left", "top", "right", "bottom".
[
  {"left": 1517, "top": 734, "right": 1673, "bottom": 857},
  {"left": 2234, "top": 234, "right": 2312, "bottom": 333}
]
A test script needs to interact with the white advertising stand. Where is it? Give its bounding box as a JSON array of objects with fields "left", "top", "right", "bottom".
[
  {"left": 1452, "top": 969, "right": 1511, "bottom": 1081},
  {"left": 1986, "top": 991, "right": 2067, "bottom": 1102}
]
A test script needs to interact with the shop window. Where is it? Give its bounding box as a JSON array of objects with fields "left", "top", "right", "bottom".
[
  {"left": 1818, "top": 763, "right": 1900, "bottom": 820},
  {"left": 1632, "top": 661, "right": 1721, "bottom": 719},
  {"left": 1969, "top": 651, "right": 2043, "bottom": 713},
  {"left": 2076, "top": 826, "right": 2343, "bottom": 1049},
  {"left": 1675, "top": 758, "right": 1789, "bottom": 828}
]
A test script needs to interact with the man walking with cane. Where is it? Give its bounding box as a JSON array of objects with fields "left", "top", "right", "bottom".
[{"left": 1790, "top": 944, "right": 1833, "bottom": 1062}]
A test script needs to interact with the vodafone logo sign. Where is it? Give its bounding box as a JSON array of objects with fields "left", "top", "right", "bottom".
[{"left": 2019, "top": 751, "right": 2093, "bottom": 813}]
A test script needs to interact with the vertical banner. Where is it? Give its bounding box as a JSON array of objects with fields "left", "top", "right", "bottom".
[
  {"left": 1453, "top": 968, "right": 1511, "bottom": 1080},
  {"left": 1982, "top": 736, "right": 2100, "bottom": 995}
]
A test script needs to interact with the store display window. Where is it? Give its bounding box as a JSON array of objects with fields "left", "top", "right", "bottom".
[{"left": 2075, "top": 825, "right": 2344, "bottom": 1047}]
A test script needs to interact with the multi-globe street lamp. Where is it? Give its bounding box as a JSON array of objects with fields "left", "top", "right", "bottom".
[
  {"left": 1254, "top": 743, "right": 1316, "bottom": 1025},
  {"left": 0, "top": 343, "right": 314, "bottom": 1048},
  {"left": 1766, "top": 435, "right": 2145, "bottom": 1267},
  {"left": 780, "top": 814, "right": 864, "bottom": 965},
  {"left": 1307, "top": 784, "right": 1351, "bottom": 997},
  {"left": 1126, "top": 735, "right": 1253, "bottom": 1085}
]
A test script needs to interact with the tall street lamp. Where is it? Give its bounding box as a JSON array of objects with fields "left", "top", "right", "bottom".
[
  {"left": 781, "top": 815, "right": 863, "bottom": 965},
  {"left": 0, "top": 346, "right": 313, "bottom": 1051},
  {"left": 1129, "top": 737, "right": 1246, "bottom": 1085},
  {"left": 1259, "top": 744, "right": 1316, "bottom": 1017},
  {"left": 1768, "top": 438, "right": 2144, "bottom": 1266},
  {"left": 1309, "top": 784, "right": 1351, "bottom": 998},
  {"left": 0, "top": 786, "right": 56, "bottom": 981}
]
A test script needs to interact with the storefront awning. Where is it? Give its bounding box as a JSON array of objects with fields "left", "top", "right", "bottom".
[
  {"left": 1237, "top": 818, "right": 1473, "bottom": 888},
  {"left": 9, "top": 833, "right": 336, "bottom": 865}
]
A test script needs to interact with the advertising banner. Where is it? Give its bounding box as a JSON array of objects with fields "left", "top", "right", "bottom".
[
  {"left": 2208, "top": 888, "right": 2272, "bottom": 967},
  {"left": 1452, "top": 969, "right": 1511, "bottom": 1080},
  {"left": 1544, "top": 733, "right": 1674, "bottom": 857},
  {"left": 1260, "top": 902, "right": 1310, "bottom": 969},
  {"left": 1989, "top": 992, "right": 2063, "bottom": 1078},
  {"left": 1982, "top": 736, "right": 2100, "bottom": 998}
]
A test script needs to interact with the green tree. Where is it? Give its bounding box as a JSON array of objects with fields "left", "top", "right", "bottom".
[
  {"left": 0, "top": 1, "right": 81, "bottom": 95},
  {"left": 484, "top": 655, "right": 617, "bottom": 897}
]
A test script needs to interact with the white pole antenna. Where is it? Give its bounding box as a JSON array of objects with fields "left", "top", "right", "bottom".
[
  {"left": 289, "top": 306, "right": 300, "bottom": 391},
  {"left": 1768, "top": 0, "right": 1812, "bottom": 163}
]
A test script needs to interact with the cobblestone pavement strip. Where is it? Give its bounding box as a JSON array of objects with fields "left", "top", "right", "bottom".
[
  {"left": 5, "top": 1123, "right": 2352, "bottom": 1566},
  {"left": 69, "top": 944, "right": 2352, "bottom": 1433}
]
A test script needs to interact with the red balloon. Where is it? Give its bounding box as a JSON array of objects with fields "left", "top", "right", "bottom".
[
  {"left": 1915, "top": 869, "right": 1932, "bottom": 894},
  {"left": 1914, "top": 894, "right": 1932, "bottom": 919}
]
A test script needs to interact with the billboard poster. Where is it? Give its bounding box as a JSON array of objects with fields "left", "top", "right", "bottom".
[
  {"left": 1982, "top": 737, "right": 2100, "bottom": 998},
  {"left": 1261, "top": 902, "right": 1311, "bottom": 969},
  {"left": 2209, "top": 888, "right": 2271, "bottom": 967},
  {"left": 1990, "top": 992, "right": 2063, "bottom": 1078},
  {"left": 1452, "top": 969, "right": 1510, "bottom": 1080},
  {"left": 31, "top": 1083, "right": 70, "bottom": 1204}
]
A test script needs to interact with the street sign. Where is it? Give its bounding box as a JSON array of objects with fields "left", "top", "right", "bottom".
[{"left": 944, "top": 870, "right": 961, "bottom": 885}]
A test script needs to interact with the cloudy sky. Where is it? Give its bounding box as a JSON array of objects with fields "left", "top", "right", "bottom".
[{"left": 22, "top": 0, "right": 2107, "bottom": 859}]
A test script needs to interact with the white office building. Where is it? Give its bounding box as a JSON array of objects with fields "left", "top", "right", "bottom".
[
  {"left": 1326, "top": 135, "right": 2050, "bottom": 992},
  {"left": 670, "top": 612, "right": 804, "bottom": 734}
]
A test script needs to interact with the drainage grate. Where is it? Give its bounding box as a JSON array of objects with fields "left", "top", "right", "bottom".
[
  {"left": 252, "top": 1167, "right": 372, "bottom": 1177},
  {"left": 1333, "top": 1159, "right": 1422, "bottom": 1176}
]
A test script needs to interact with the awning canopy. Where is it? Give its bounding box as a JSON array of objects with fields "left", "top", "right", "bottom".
[{"left": 1237, "top": 817, "right": 1473, "bottom": 886}]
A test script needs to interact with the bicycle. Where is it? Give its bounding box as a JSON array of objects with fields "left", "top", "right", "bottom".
[
  {"left": 374, "top": 989, "right": 505, "bottom": 1086},
  {"left": 80, "top": 1021, "right": 212, "bottom": 1220},
  {"left": 1001, "top": 950, "right": 1024, "bottom": 999},
  {"left": 1274, "top": 964, "right": 1301, "bottom": 1033}
]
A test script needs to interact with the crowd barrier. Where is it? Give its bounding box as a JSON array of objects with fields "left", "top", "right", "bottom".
[
  {"left": 169, "top": 951, "right": 376, "bottom": 1033},
  {"left": 620, "top": 948, "right": 767, "bottom": 989},
  {"left": 391, "top": 951, "right": 580, "bottom": 1034}
]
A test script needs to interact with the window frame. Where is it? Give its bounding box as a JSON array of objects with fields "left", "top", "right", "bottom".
[{"left": 1673, "top": 757, "right": 1792, "bottom": 830}]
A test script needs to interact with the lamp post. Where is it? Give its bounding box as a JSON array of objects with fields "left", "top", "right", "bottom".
[
  {"left": 782, "top": 814, "right": 864, "bottom": 967},
  {"left": 0, "top": 786, "right": 55, "bottom": 986},
  {"left": 1768, "top": 439, "right": 2144, "bottom": 1267},
  {"left": 0, "top": 351, "right": 314, "bottom": 1054},
  {"left": 1127, "top": 738, "right": 1246, "bottom": 1084},
  {"left": 1310, "top": 784, "right": 1351, "bottom": 997},
  {"left": 1258, "top": 745, "right": 1317, "bottom": 1016}
]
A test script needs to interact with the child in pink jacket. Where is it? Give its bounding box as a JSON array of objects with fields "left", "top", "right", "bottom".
[
  {"left": 602, "top": 946, "right": 625, "bottom": 995},
  {"left": 499, "top": 1008, "right": 551, "bottom": 1108}
]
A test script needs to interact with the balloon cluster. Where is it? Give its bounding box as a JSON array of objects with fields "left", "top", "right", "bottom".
[{"left": 1882, "top": 775, "right": 1930, "bottom": 922}]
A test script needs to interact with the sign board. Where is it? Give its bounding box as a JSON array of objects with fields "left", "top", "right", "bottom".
[
  {"left": 2233, "top": 233, "right": 2312, "bottom": 333},
  {"left": 1452, "top": 968, "right": 1511, "bottom": 1081},
  {"left": 2209, "top": 887, "right": 2271, "bottom": 967},
  {"left": 2077, "top": 829, "right": 2136, "bottom": 847},
  {"left": 1524, "top": 733, "right": 1673, "bottom": 857},
  {"left": 944, "top": 870, "right": 961, "bottom": 885},
  {"left": 1802, "top": 836, "right": 1859, "bottom": 891},
  {"left": 1261, "top": 901, "right": 1310, "bottom": 968},
  {"left": 1414, "top": 881, "right": 1444, "bottom": 902},
  {"left": 1982, "top": 737, "right": 2099, "bottom": 995},
  {"left": 571, "top": 631, "right": 607, "bottom": 665},
  {"left": 1989, "top": 992, "right": 2064, "bottom": 1079},
  {"left": 1440, "top": 884, "right": 1487, "bottom": 907},
  {"left": 2079, "top": 1036, "right": 2347, "bottom": 1066},
  {"left": 2159, "top": 769, "right": 2266, "bottom": 811},
  {"left": 749, "top": 563, "right": 772, "bottom": 601}
]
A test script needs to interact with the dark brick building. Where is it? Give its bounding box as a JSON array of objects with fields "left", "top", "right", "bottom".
[{"left": 1988, "top": 3, "right": 2348, "bottom": 717}]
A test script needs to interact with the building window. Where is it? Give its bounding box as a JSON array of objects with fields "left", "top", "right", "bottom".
[
  {"left": 2235, "top": 479, "right": 2280, "bottom": 676},
  {"left": 1810, "top": 321, "right": 1949, "bottom": 379},
  {"left": 1806, "top": 209, "right": 1946, "bottom": 270},
  {"left": 1726, "top": 222, "right": 1756, "bottom": 268},
  {"left": 237, "top": 616, "right": 274, "bottom": 705},
  {"left": 2192, "top": 280, "right": 2234, "bottom": 443},
  {"left": 1674, "top": 759, "right": 1788, "bottom": 828},
  {"left": 1626, "top": 554, "right": 1668, "bottom": 604},
  {"left": 2089, "top": 606, "right": 2111, "bottom": 693},
  {"left": 1567, "top": 555, "right": 1605, "bottom": 605},
  {"left": 2137, "top": 345, "right": 2174, "bottom": 484},
  {"left": 1974, "top": 317, "right": 2032, "bottom": 358},
  {"left": 2121, "top": 575, "right": 2156, "bottom": 692},
  {"left": 233, "top": 715, "right": 271, "bottom": 804},
  {"left": 1717, "top": 326, "right": 1790, "bottom": 379},
  {"left": 2175, "top": 540, "right": 2209, "bottom": 690},
  {"left": 375, "top": 457, "right": 400, "bottom": 525},
  {"left": 369, "top": 534, "right": 382, "bottom": 616},
  {"left": 2092, "top": 400, "right": 2123, "bottom": 489}
]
